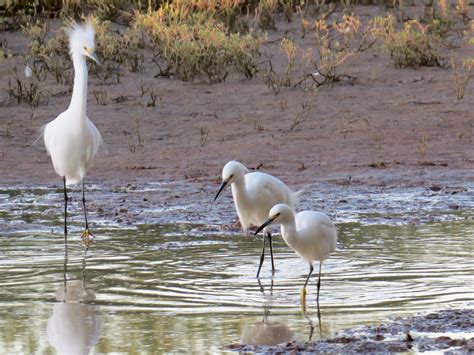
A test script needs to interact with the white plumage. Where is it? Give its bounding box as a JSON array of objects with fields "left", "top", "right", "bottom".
[
  {"left": 255, "top": 204, "right": 337, "bottom": 308},
  {"left": 214, "top": 161, "right": 296, "bottom": 277},
  {"left": 43, "top": 22, "right": 102, "bottom": 185},
  {"left": 42, "top": 22, "right": 102, "bottom": 251}
]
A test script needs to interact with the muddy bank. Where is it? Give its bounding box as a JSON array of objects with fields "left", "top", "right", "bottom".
[
  {"left": 1, "top": 8, "right": 474, "bottom": 190},
  {"left": 228, "top": 309, "right": 474, "bottom": 353},
  {"left": 2, "top": 180, "right": 472, "bottom": 236}
]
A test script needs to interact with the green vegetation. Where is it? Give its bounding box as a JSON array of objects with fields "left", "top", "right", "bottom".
[
  {"left": 135, "top": 2, "right": 261, "bottom": 83},
  {"left": 3, "top": 0, "right": 474, "bottom": 107},
  {"left": 372, "top": 16, "right": 443, "bottom": 68}
]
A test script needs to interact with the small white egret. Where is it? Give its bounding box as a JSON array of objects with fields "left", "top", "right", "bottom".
[
  {"left": 42, "top": 22, "right": 102, "bottom": 253},
  {"left": 214, "top": 161, "right": 297, "bottom": 277},
  {"left": 255, "top": 204, "right": 337, "bottom": 309}
]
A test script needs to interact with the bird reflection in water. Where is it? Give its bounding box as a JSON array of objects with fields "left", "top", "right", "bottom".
[
  {"left": 304, "top": 307, "right": 323, "bottom": 342},
  {"left": 240, "top": 278, "right": 292, "bottom": 346},
  {"left": 257, "top": 278, "right": 322, "bottom": 343},
  {"left": 47, "top": 257, "right": 103, "bottom": 355},
  {"left": 240, "top": 307, "right": 294, "bottom": 346}
]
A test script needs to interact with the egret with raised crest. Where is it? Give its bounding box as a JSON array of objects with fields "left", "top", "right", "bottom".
[{"left": 42, "top": 22, "right": 102, "bottom": 254}]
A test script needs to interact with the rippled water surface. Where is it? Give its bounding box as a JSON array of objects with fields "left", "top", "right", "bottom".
[{"left": 0, "top": 183, "right": 473, "bottom": 353}]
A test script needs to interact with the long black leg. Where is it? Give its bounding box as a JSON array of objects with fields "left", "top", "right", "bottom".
[
  {"left": 256, "top": 234, "right": 266, "bottom": 278},
  {"left": 81, "top": 179, "right": 94, "bottom": 254},
  {"left": 316, "top": 261, "right": 322, "bottom": 304},
  {"left": 63, "top": 176, "right": 68, "bottom": 257},
  {"left": 267, "top": 231, "right": 275, "bottom": 275},
  {"left": 304, "top": 263, "right": 314, "bottom": 288},
  {"left": 82, "top": 179, "right": 89, "bottom": 230},
  {"left": 301, "top": 263, "right": 314, "bottom": 315}
]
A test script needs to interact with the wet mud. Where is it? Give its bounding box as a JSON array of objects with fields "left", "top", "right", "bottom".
[{"left": 229, "top": 309, "right": 474, "bottom": 353}]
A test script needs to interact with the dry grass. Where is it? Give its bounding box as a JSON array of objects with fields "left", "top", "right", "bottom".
[
  {"left": 451, "top": 53, "right": 474, "bottom": 100},
  {"left": 372, "top": 15, "right": 443, "bottom": 67},
  {"left": 4, "top": 0, "right": 474, "bottom": 110},
  {"left": 135, "top": 2, "right": 262, "bottom": 83}
]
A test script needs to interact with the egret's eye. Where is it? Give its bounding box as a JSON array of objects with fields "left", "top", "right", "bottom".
[
  {"left": 229, "top": 174, "right": 234, "bottom": 179},
  {"left": 84, "top": 46, "right": 88, "bottom": 51}
]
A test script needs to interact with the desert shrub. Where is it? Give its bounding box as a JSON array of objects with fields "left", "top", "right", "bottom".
[
  {"left": 451, "top": 57, "right": 474, "bottom": 99},
  {"left": 0, "top": 39, "right": 11, "bottom": 62},
  {"left": 455, "top": 0, "right": 470, "bottom": 24},
  {"left": 135, "top": 2, "right": 261, "bottom": 83},
  {"left": 175, "top": 0, "right": 248, "bottom": 33},
  {"left": 1, "top": 0, "right": 156, "bottom": 17},
  {"left": 261, "top": 37, "right": 299, "bottom": 94},
  {"left": 451, "top": 39, "right": 474, "bottom": 100},
  {"left": 90, "top": 17, "right": 145, "bottom": 73},
  {"left": 22, "top": 21, "right": 69, "bottom": 60},
  {"left": 8, "top": 66, "right": 44, "bottom": 108},
  {"left": 21, "top": 20, "right": 72, "bottom": 85},
  {"left": 256, "top": 0, "right": 278, "bottom": 29},
  {"left": 296, "top": 15, "right": 375, "bottom": 89},
  {"left": 372, "top": 15, "right": 443, "bottom": 67}
]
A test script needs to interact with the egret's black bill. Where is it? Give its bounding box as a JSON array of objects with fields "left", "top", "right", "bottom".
[
  {"left": 254, "top": 217, "right": 275, "bottom": 235},
  {"left": 213, "top": 180, "right": 228, "bottom": 202},
  {"left": 87, "top": 51, "right": 101, "bottom": 65}
]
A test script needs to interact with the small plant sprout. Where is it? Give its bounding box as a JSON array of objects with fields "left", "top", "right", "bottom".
[
  {"left": 254, "top": 120, "right": 264, "bottom": 132},
  {"left": 200, "top": 127, "right": 209, "bottom": 147},
  {"left": 417, "top": 135, "right": 428, "bottom": 155},
  {"left": 93, "top": 89, "right": 108, "bottom": 105},
  {"left": 139, "top": 79, "right": 149, "bottom": 98},
  {"left": 147, "top": 88, "right": 159, "bottom": 107},
  {"left": 290, "top": 92, "right": 316, "bottom": 130}
]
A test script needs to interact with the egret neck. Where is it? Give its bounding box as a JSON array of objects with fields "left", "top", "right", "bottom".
[
  {"left": 280, "top": 219, "right": 298, "bottom": 248},
  {"left": 230, "top": 176, "right": 248, "bottom": 202},
  {"left": 68, "top": 53, "right": 89, "bottom": 119}
]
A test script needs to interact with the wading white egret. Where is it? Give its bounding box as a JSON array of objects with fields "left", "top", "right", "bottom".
[
  {"left": 255, "top": 204, "right": 337, "bottom": 309},
  {"left": 214, "top": 161, "right": 297, "bottom": 277},
  {"left": 42, "top": 22, "right": 102, "bottom": 253}
]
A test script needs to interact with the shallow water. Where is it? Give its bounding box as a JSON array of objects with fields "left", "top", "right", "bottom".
[{"left": 0, "top": 183, "right": 473, "bottom": 353}]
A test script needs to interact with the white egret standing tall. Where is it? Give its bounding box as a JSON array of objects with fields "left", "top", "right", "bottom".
[
  {"left": 43, "top": 22, "right": 102, "bottom": 253},
  {"left": 214, "top": 161, "right": 297, "bottom": 277},
  {"left": 255, "top": 204, "right": 337, "bottom": 310}
]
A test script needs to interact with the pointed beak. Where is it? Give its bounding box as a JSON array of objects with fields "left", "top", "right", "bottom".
[
  {"left": 87, "top": 51, "right": 101, "bottom": 65},
  {"left": 214, "top": 180, "right": 228, "bottom": 202},
  {"left": 255, "top": 216, "right": 276, "bottom": 236}
]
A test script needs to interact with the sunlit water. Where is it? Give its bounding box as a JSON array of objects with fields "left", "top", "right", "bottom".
[{"left": 0, "top": 183, "right": 473, "bottom": 353}]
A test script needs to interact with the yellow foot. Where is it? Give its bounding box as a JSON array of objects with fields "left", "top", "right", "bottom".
[
  {"left": 81, "top": 229, "right": 94, "bottom": 248},
  {"left": 300, "top": 287, "right": 307, "bottom": 315}
]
